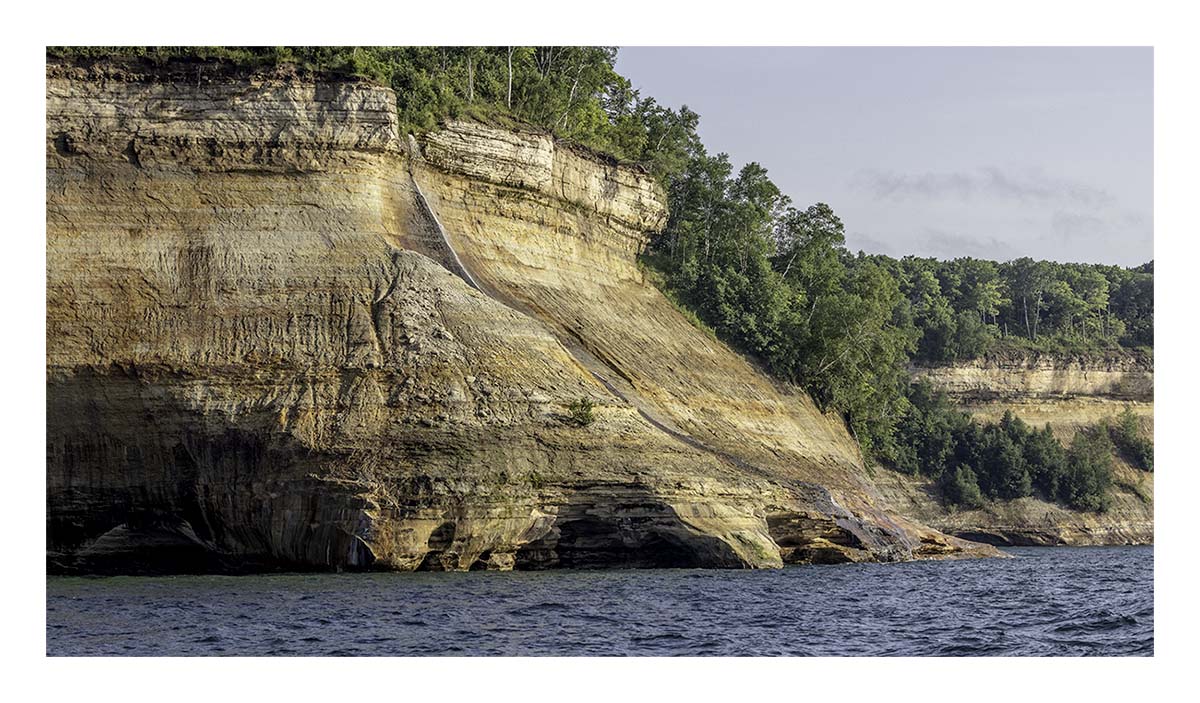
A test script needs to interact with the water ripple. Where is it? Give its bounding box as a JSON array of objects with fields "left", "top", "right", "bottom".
[{"left": 46, "top": 546, "right": 1152, "bottom": 656}]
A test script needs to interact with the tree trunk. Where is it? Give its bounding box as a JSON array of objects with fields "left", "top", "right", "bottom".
[
  {"left": 559, "top": 61, "right": 584, "bottom": 129},
  {"left": 780, "top": 249, "right": 799, "bottom": 280},
  {"left": 506, "top": 47, "right": 513, "bottom": 109},
  {"left": 1032, "top": 291, "right": 1042, "bottom": 340},
  {"left": 536, "top": 47, "right": 556, "bottom": 78},
  {"left": 467, "top": 55, "right": 474, "bottom": 103}
]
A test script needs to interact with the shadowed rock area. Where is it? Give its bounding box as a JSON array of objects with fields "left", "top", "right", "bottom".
[{"left": 46, "top": 60, "right": 996, "bottom": 573}]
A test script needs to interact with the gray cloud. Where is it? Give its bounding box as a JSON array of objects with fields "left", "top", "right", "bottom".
[
  {"left": 848, "top": 228, "right": 1022, "bottom": 261},
  {"left": 845, "top": 233, "right": 902, "bottom": 257},
  {"left": 1050, "top": 211, "right": 1107, "bottom": 241},
  {"left": 852, "top": 167, "right": 1116, "bottom": 208},
  {"left": 1047, "top": 209, "right": 1152, "bottom": 255},
  {"left": 919, "top": 229, "right": 1022, "bottom": 260},
  {"left": 617, "top": 47, "right": 1150, "bottom": 266}
]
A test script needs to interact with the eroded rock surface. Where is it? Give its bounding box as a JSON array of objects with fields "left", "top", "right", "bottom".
[{"left": 47, "top": 61, "right": 994, "bottom": 573}]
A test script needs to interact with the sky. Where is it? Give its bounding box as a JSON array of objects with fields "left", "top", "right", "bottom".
[{"left": 614, "top": 47, "right": 1152, "bottom": 267}]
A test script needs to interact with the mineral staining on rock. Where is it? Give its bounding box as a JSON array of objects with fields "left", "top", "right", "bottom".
[{"left": 47, "top": 61, "right": 994, "bottom": 574}]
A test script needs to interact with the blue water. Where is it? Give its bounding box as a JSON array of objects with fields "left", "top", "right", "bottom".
[{"left": 45, "top": 546, "right": 1152, "bottom": 656}]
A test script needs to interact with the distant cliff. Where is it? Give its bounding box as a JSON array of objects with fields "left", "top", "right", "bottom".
[
  {"left": 46, "top": 60, "right": 997, "bottom": 573},
  {"left": 910, "top": 350, "right": 1152, "bottom": 403},
  {"left": 878, "top": 351, "right": 1153, "bottom": 546}
]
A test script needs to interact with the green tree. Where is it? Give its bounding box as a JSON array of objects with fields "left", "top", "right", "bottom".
[
  {"left": 1004, "top": 257, "right": 1052, "bottom": 340},
  {"left": 941, "top": 465, "right": 985, "bottom": 509},
  {"left": 1024, "top": 424, "right": 1068, "bottom": 498},
  {"left": 910, "top": 269, "right": 957, "bottom": 362},
  {"left": 1060, "top": 426, "right": 1114, "bottom": 512},
  {"left": 772, "top": 203, "right": 847, "bottom": 298},
  {"left": 1109, "top": 406, "right": 1153, "bottom": 471}
]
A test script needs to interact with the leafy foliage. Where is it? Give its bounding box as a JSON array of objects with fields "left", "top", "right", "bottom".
[
  {"left": 941, "top": 466, "right": 986, "bottom": 510},
  {"left": 646, "top": 146, "right": 917, "bottom": 458},
  {"left": 895, "top": 383, "right": 1124, "bottom": 512},
  {"left": 631, "top": 77, "right": 1152, "bottom": 464},
  {"left": 863, "top": 254, "right": 1154, "bottom": 362},
  {"left": 1061, "top": 425, "right": 1115, "bottom": 512},
  {"left": 636, "top": 107, "right": 1152, "bottom": 490},
  {"left": 1108, "top": 406, "right": 1153, "bottom": 471}
]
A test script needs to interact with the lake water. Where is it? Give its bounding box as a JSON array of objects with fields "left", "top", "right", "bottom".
[{"left": 46, "top": 545, "right": 1152, "bottom": 656}]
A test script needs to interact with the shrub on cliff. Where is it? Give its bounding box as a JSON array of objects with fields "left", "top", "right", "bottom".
[
  {"left": 978, "top": 423, "right": 1034, "bottom": 501},
  {"left": 568, "top": 397, "right": 596, "bottom": 427},
  {"left": 1108, "top": 406, "right": 1153, "bottom": 472},
  {"left": 941, "top": 465, "right": 985, "bottom": 510},
  {"left": 1023, "top": 424, "right": 1069, "bottom": 499},
  {"left": 892, "top": 380, "right": 965, "bottom": 477}
]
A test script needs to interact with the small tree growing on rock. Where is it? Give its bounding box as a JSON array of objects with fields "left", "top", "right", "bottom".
[{"left": 568, "top": 396, "right": 596, "bottom": 426}]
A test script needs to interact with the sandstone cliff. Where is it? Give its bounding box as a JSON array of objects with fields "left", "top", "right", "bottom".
[
  {"left": 46, "top": 60, "right": 994, "bottom": 573},
  {"left": 910, "top": 350, "right": 1152, "bottom": 403},
  {"left": 881, "top": 352, "right": 1154, "bottom": 546}
]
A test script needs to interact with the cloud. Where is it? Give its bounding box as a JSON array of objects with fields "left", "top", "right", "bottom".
[
  {"left": 844, "top": 233, "right": 902, "bottom": 257},
  {"left": 851, "top": 167, "right": 1116, "bottom": 207},
  {"left": 848, "top": 228, "right": 1021, "bottom": 261},
  {"left": 918, "top": 229, "right": 1022, "bottom": 260},
  {"left": 1050, "top": 211, "right": 1107, "bottom": 241},
  {"left": 1047, "top": 209, "right": 1153, "bottom": 254},
  {"left": 843, "top": 168, "right": 1149, "bottom": 264}
]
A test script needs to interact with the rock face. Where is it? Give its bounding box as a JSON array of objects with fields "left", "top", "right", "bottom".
[
  {"left": 46, "top": 60, "right": 995, "bottom": 574},
  {"left": 885, "top": 353, "right": 1154, "bottom": 546},
  {"left": 909, "top": 351, "right": 1153, "bottom": 402}
]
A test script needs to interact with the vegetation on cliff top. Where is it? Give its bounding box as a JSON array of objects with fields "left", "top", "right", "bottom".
[
  {"left": 46, "top": 46, "right": 698, "bottom": 181},
  {"left": 641, "top": 138, "right": 1152, "bottom": 510}
]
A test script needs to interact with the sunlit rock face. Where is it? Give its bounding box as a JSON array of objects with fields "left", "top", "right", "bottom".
[{"left": 46, "top": 60, "right": 993, "bottom": 574}]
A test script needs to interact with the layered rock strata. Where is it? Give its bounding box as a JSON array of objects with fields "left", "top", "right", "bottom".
[{"left": 47, "top": 60, "right": 993, "bottom": 573}]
